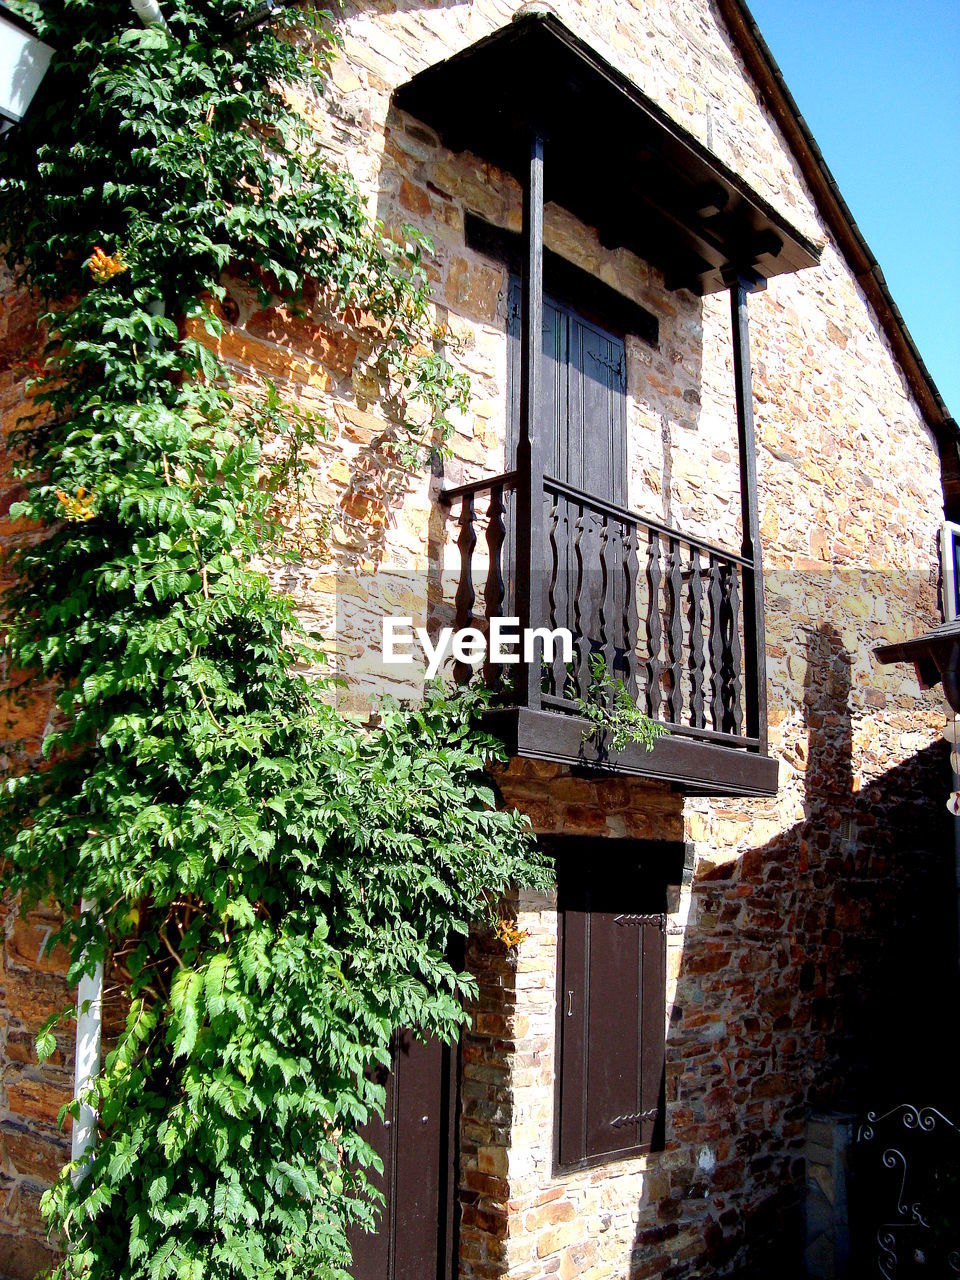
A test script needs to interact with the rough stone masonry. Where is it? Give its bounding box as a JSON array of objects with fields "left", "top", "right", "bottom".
[{"left": 1, "top": 1, "right": 955, "bottom": 1277}]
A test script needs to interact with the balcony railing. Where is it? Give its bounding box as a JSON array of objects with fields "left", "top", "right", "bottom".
[
  {"left": 432, "top": 128, "right": 778, "bottom": 796},
  {"left": 440, "top": 472, "right": 774, "bottom": 795}
]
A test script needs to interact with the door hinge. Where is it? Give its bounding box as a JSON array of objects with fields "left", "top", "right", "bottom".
[
  {"left": 610, "top": 1108, "right": 659, "bottom": 1129},
  {"left": 588, "top": 348, "right": 625, "bottom": 388},
  {"left": 613, "top": 912, "right": 666, "bottom": 930}
]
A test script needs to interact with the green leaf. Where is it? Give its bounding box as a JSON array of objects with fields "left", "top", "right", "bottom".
[{"left": 168, "top": 969, "right": 204, "bottom": 1061}]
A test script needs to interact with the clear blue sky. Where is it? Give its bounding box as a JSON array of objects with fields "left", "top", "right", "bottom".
[{"left": 747, "top": 0, "right": 960, "bottom": 420}]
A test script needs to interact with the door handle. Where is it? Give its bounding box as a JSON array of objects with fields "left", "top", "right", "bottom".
[{"left": 567, "top": 989, "right": 574, "bottom": 1017}]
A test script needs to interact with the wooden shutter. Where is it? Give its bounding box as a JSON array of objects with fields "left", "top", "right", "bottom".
[
  {"left": 557, "top": 859, "right": 666, "bottom": 1169},
  {"left": 347, "top": 1031, "right": 458, "bottom": 1280},
  {"left": 506, "top": 278, "right": 626, "bottom": 505},
  {"left": 567, "top": 310, "right": 626, "bottom": 504},
  {"left": 506, "top": 281, "right": 627, "bottom": 644}
]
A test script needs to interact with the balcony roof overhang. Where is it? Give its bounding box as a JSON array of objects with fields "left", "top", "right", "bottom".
[
  {"left": 393, "top": 11, "right": 821, "bottom": 296},
  {"left": 876, "top": 620, "right": 960, "bottom": 714}
]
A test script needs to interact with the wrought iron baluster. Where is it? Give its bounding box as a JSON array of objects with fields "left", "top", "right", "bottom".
[
  {"left": 453, "top": 494, "right": 477, "bottom": 684},
  {"left": 688, "top": 544, "right": 705, "bottom": 729},
  {"left": 666, "top": 537, "right": 683, "bottom": 724},
  {"left": 645, "top": 530, "right": 663, "bottom": 720}
]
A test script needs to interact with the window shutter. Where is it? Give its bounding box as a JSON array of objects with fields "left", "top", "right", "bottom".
[
  {"left": 506, "top": 283, "right": 627, "bottom": 645},
  {"left": 566, "top": 312, "right": 626, "bottom": 506},
  {"left": 557, "top": 860, "right": 666, "bottom": 1169}
]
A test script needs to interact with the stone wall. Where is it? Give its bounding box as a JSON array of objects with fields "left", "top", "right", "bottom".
[
  {"left": 2, "top": 0, "right": 957, "bottom": 1276},
  {"left": 0, "top": 900, "right": 72, "bottom": 1280},
  {"left": 460, "top": 731, "right": 951, "bottom": 1279},
  {"left": 1, "top": 278, "right": 76, "bottom": 1278}
]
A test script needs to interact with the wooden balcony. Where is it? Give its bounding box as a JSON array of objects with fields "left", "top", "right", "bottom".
[
  {"left": 394, "top": 11, "right": 821, "bottom": 797},
  {"left": 441, "top": 470, "right": 778, "bottom": 798}
]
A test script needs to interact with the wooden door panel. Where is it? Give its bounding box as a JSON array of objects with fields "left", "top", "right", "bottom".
[
  {"left": 348, "top": 1032, "right": 456, "bottom": 1280},
  {"left": 575, "top": 320, "right": 624, "bottom": 504},
  {"left": 640, "top": 921, "right": 667, "bottom": 1152},
  {"left": 393, "top": 1034, "right": 446, "bottom": 1280},
  {"left": 557, "top": 903, "right": 588, "bottom": 1168},
  {"left": 556, "top": 849, "right": 667, "bottom": 1171},
  {"left": 506, "top": 281, "right": 627, "bottom": 664},
  {"left": 585, "top": 910, "right": 642, "bottom": 1157},
  {"left": 507, "top": 280, "right": 624, "bottom": 502},
  {"left": 542, "top": 296, "right": 564, "bottom": 477},
  {"left": 348, "top": 1061, "right": 394, "bottom": 1279}
]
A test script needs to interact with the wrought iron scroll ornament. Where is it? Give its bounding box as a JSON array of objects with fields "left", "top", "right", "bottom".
[
  {"left": 613, "top": 912, "right": 666, "bottom": 930},
  {"left": 610, "top": 1108, "right": 658, "bottom": 1130},
  {"left": 856, "top": 1104, "right": 960, "bottom": 1278}
]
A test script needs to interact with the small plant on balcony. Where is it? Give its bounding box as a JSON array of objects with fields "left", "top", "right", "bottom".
[{"left": 575, "top": 652, "right": 669, "bottom": 754}]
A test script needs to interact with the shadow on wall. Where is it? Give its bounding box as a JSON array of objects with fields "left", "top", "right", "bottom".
[{"left": 631, "top": 621, "right": 956, "bottom": 1278}]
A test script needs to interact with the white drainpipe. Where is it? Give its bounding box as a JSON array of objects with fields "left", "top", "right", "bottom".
[
  {"left": 70, "top": 900, "right": 103, "bottom": 1185},
  {"left": 130, "top": 0, "right": 166, "bottom": 26}
]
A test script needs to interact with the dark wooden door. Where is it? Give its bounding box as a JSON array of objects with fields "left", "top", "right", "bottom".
[
  {"left": 348, "top": 1032, "right": 457, "bottom": 1280},
  {"left": 507, "top": 281, "right": 628, "bottom": 674},
  {"left": 556, "top": 855, "right": 666, "bottom": 1169},
  {"left": 507, "top": 277, "right": 626, "bottom": 502}
]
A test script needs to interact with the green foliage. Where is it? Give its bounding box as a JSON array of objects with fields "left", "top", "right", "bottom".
[
  {"left": 574, "top": 652, "right": 669, "bottom": 754},
  {"left": 0, "top": 4, "right": 550, "bottom": 1278}
]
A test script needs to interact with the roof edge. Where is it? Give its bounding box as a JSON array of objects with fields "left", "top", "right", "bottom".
[{"left": 716, "top": 1, "right": 958, "bottom": 459}]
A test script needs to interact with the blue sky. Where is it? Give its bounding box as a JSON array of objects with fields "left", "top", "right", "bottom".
[{"left": 747, "top": 0, "right": 960, "bottom": 419}]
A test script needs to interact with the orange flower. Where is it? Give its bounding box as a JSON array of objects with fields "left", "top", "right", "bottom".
[
  {"left": 88, "top": 246, "right": 128, "bottom": 285},
  {"left": 494, "top": 917, "right": 528, "bottom": 952},
  {"left": 56, "top": 486, "right": 97, "bottom": 522}
]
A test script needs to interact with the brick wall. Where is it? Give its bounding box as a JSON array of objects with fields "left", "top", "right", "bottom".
[
  {"left": 2, "top": 0, "right": 956, "bottom": 1276},
  {"left": 1, "top": 276, "right": 75, "bottom": 1277}
]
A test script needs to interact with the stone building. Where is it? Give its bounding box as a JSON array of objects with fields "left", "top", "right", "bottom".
[{"left": 2, "top": 1, "right": 958, "bottom": 1277}]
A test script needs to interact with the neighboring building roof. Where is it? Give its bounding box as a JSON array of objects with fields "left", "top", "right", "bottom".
[{"left": 717, "top": 0, "right": 960, "bottom": 515}]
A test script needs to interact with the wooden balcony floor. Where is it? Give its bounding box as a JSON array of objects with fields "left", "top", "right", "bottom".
[{"left": 484, "top": 705, "right": 780, "bottom": 797}]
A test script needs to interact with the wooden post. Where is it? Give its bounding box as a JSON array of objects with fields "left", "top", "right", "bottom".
[
  {"left": 730, "top": 279, "right": 768, "bottom": 753},
  {"left": 514, "top": 131, "right": 545, "bottom": 711}
]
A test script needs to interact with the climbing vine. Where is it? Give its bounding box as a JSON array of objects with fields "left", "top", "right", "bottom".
[{"left": 0, "top": 4, "right": 552, "bottom": 1278}]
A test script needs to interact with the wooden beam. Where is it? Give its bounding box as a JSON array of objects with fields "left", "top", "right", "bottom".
[
  {"left": 480, "top": 707, "right": 781, "bottom": 796},
  {"left": 730, "top": 280, "right": 768, "bottom": 754},
  {"left": 514, "top": 131, "right": 546, "bottom": 712},
  {"left": 464, "top": 213, "right": 659, "bottom": 347}
]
